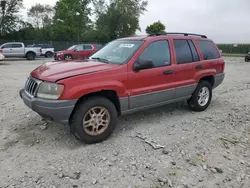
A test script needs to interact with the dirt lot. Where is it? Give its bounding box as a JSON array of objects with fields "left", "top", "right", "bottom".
[{"left": 0, "top": 57, "right": 250, "bottom": 188}]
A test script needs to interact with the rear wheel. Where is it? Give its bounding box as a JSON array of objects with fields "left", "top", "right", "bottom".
[
  {"left": 70, "top": 97, "right": 118, "bottom": 144},
  {"left": 45, "top": 51, "right": 53, "bottom": 58},
  {"left": 26, "top": 52, "right": 35, "bottom": 60},
  {"left": 64, "top": 54, "right": 73, "bottom": 60},
  {"left": 187, "top": 81, "right": 212, "bottom": 112},
  {"left": 245, "top": 57, "right": 249, "bottom": 62}
]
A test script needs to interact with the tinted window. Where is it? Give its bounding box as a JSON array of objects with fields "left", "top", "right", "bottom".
[
  {"left": 174, "top": 40, "right": 193, "bottom": 64},
  {"left": 75, "top": 45, "right": 84, "bottom": 51},
  {"left": 188, "top": 40, "right": 199, "bottom": 62},
  {"left": 139, "top": 40, "right": 171, "bottom": 67},
  {"left": 12, "top": 44, "right": 22, "bottom": 48},
  {"left": 197, "top": 40, "right": 220, "bottom": 60},
  {"left": 84, "top": 45, "right": 93, "bottom": 50},
  {"left": 2, "top": 44, "right": 12, "bottom": 49}
]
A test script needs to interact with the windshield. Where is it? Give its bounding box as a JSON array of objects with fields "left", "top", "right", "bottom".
[
  {"left": 89, "top": 40, "right": 144, "bottom": 64},
  {"left": 67, "top": 45, "right": 76, "bottom": 50}
]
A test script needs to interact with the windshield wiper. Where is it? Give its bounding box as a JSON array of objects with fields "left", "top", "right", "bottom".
[{"left": 90, "top": 57, "right": 110, "bottom": 64}]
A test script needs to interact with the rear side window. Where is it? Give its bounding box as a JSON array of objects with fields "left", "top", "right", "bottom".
[
  {"left": 197, "top": 40, "right": 220, "bottom": 60},
  {"left": 12, "top": 44, "right": 22, "bottom": 48},
  {"left": 188, "top": 40, "right": 199, "bottom": 62},
  {"left": 139, "top": 40, "right": 171, "bottom": 67},
  {"left": 84, "top": 45, "right": 93, "bottom": 50},
  {"left": 174, "top": 40, "right": 193, "bottom": 64}
]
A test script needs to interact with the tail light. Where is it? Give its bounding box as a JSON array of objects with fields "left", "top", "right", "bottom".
[
  {"left": 40, "top": 48, "right": 42, "bottom": 52},
  {"left": 0, "top": 49, "right": 2, "bottom": 53}
]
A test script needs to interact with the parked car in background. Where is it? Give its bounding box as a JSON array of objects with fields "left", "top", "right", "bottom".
[
  {"left": 0, "top": 42, "right": 42, "bottom": 60},
  {"left": 0, "top": 49, "right": 4, "bottom": 60},
  {"left": 28, "top": 44, "right": 54, "bottom": 58},
  {"left": 245, "top": 51, "right": 250, "bottom": 62},
  {"left": 20, "top": 32, "right": 225, "bottom": 144},
  {"left": 54, "top": 44, "right": 103, "bottom": 60}
]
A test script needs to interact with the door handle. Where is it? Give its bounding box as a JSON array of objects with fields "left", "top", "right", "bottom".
[
  {"left": 163, "top": 70, "right": 174, "bottom": 75},
  {"left": 196, "top": 65, "right": 203, "bottom": 69}
]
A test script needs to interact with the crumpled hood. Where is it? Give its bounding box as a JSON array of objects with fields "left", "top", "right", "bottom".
[{"left": 31, "top": 60, "right": 119, "bottom": 82}]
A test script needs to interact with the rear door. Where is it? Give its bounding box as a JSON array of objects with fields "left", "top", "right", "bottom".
[
  {"left": 172, "top": 39, "right": 201, "bottom": 99},
  {"left": 128, "top": 40, "right": 175, "bottom": 109},
  {"left": 83, "top": 44, "right": 95, "bottom": 58}
]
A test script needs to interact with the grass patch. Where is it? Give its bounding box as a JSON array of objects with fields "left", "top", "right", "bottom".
[{"left": 222, "top": 53, "right": 246, "bottom": 57}]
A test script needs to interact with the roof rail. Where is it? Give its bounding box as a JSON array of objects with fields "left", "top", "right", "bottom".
[{"left": 148, "top": 32, "right": 207, "bottom": 38}]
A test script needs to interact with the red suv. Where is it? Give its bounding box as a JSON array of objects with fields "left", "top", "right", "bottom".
[
  {"left": 20, "top": 33, "right": 225, "bottom": 144},
  {"left": 54, "top": 44, "right": 103, "bottom": 60}
]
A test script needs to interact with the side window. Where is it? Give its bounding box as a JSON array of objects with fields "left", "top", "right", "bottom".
[
  {"left": 197, "top": 40, "right": 220, "bottom": 60},
  {"left": 75, "top": 45, "right": 84, "bottom": 51},
  {"left": 188, "top": 40, "right": 199, "bottom": 62},
  {"left": 174, "top": 40, "right": 193, "bottom": 64},
  {"left": 139, "top": 40, "right": 171, "bottom": 68},
  {"left": 1, "top": 44, "right": 12, "bottom": 49},
  {"left": 12, "top": 44, "right": 22, "bottom": 48},
  {"left": 84, "top": 45, "right": 93, "bottom": 50}
]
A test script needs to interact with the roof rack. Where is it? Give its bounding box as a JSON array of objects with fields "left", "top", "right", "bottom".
[{"left": 148, "top": 32, "right": 207, "bottom": 38}]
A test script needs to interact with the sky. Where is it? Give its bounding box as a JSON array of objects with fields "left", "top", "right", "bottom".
[{"left": 23, "top": 0, "right": 250, "bottom": 43}]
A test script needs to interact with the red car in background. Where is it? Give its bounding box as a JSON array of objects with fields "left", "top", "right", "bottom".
[{"left": 54, "top": 44, "right": 103, "bottom": 60}]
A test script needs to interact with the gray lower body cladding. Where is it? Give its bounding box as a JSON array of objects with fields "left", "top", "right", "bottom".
[{"left": 20, "top": 89, "right": 77, "bottom": 124}]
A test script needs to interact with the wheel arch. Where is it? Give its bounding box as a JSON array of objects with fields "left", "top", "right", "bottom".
[
  {"left": 199, "top": 75, "right": 215, "bottom": 87},
  {"left": 69, "top": 90, "right": 121, "bottom": 123},
  {"left": 25, "top": 51, "right": 36, "bottom": 57}
]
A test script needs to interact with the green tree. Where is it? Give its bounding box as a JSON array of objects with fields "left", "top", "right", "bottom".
[
  {"left": 53, "top": 0, "right": 92, "bottom": 41},
  {"left": 95, "top": 0, "right": 148, "bottom": 42},
  {"left": 28, "top": 3, "right": 54, "bottom": 28},
  {"left": 145, "top": 21, "right": 166, "bottom": 35},
  {"left": 0, "top": 0, "right": 23, "bottom": 36}
]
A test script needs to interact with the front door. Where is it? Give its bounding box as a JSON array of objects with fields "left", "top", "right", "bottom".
[
  {"left": 82, "top": 44, "right": 95, "bottom": 58},
  {"left": 127, "top": 40, "right": 175, "bottom": 109}
]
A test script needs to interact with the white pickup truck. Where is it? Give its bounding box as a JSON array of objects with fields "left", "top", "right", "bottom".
[{"left": 0, "top": 42, "right": 42, "bottom": 60}]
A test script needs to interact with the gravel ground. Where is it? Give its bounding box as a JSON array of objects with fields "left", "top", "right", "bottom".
[{"left": 0, "top": 57, "right": 250, "bottom": 188}]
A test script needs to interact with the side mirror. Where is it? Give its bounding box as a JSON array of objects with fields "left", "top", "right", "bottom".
[{"left": 133, "top": 59, "right": 154, "bottom": 71}]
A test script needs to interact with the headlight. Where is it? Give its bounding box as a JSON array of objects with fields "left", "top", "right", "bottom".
[
  {"left": 57, "top": 52, "right": 63, "bottom": 55},
  {"left": 37, "top": 82, "right": 64, "bottom": 99}
]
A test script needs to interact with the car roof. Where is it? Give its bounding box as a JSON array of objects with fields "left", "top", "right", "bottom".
[{"left": 117, "top": 33, "right": 211, "bottom": 41}]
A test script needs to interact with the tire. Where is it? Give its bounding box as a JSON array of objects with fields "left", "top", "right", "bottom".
[
  {"left": 187, "top": 81, "right": 212, "bottom": 112},
  {"left": 64, "top": 54, "right": 73, "bottom": 60},
  {"left": 26, "top": 52, "right": 36, "bottom": 60},
  {"left": 45, "top": 51, "right": 53, "bottom": 58},
  {"left": 70, "top": 97, "right": 118, "bottom": 144},
  {"left": 245, "top": 57, "right": 249, "bottom": 62}
]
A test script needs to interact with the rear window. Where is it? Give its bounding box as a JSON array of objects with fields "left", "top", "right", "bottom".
[
  {"left": 197, "top": 40, "right": 220, "bottom": 60},
  {"left": 12, "top": 44, "right": 22, "bottom": 48}
]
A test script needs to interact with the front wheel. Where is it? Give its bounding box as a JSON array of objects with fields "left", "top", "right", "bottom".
[
  {"left": 64, "top": 54, "right": 73, "bottom": 60},
  {"left": 187, "top": 81, "right": 212, "bottom": 112},
  {"left": 70, "top": 97, "right": 118, "bottom": 144},
  {"left": 245, "top": 57, "right": 249, "bottom": 62}
]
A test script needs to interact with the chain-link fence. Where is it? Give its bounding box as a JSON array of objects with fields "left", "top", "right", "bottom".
[{"left": 0, "top": 40, "right": 105, "bottom": 51}]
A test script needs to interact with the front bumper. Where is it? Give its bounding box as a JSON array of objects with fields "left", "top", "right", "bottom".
[{"left": 20, "top": 89, "right": 77, "bottom": 124}]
